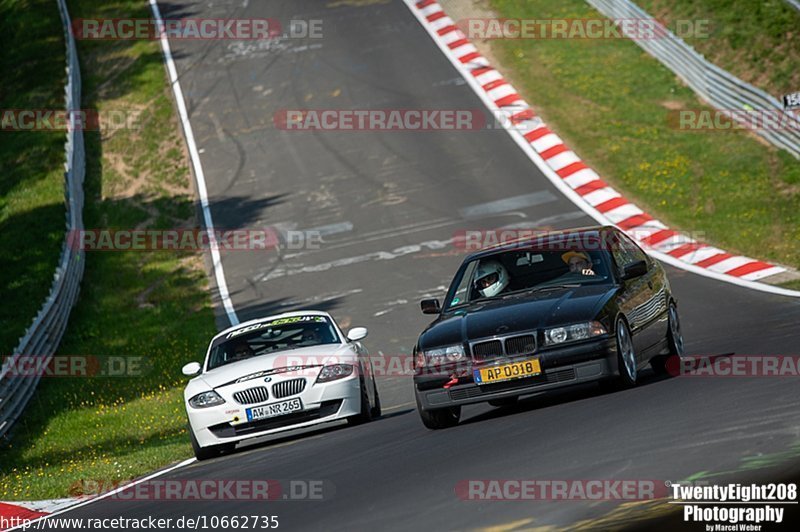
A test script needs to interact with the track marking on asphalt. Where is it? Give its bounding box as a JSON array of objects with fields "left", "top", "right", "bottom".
[
  {"left": 149, "top": 0, "right": 239, "bottom": 325},
  {"left": 381, "top": 402, "right": 415, "bottom": 412},
  {"left": 459, "top": 191, "right": 557, "bottom": 219},
  {"left": 476, "top": 518, "right": 535, "bottom": 532},
  {"left": 258, "top": 238, "right": 456, "bottom": 281}
]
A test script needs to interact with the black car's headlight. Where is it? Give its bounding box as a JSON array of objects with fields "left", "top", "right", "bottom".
[
  {"left": 543, "top": 321, "right": 607, "bottom": 346},
  {"left": 188, "top": 390, "right": 225, "bottom": 408},
  {"left": 316, "top": 364, "right": 354, "bottom": 383},
  {"left": 416, "top": 344, "right": 466, "bottom": 368}
]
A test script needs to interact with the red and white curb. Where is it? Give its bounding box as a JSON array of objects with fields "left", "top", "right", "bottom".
[
  {"left": 0, "top": 498, "right": 75, "bottom": 525},
  {"left": 404, "top": 0, "right": 800, "bottom": 297}
]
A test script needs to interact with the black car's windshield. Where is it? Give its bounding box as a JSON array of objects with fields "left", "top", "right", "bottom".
[
  {"left": 444, "top": 247, "right": 612, "bottom": 310},
  {"left": 207, "top": 315, "right": 340, "bottom": 370}
]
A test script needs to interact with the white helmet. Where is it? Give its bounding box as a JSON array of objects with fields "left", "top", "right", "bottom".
[{"left": 474, "top": 260, "right": 509, "bottom": 298}]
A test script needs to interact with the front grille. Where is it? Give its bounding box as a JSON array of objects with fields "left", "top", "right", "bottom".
[
  {"left": 471, "top": 332, "right": 537, "bottom": 362},
  {"left": 448, "top": 368, "right": 576, "bottom": 401},
  {"left": 272, "top": 378, "right": 306, "bottom": 399},
  {"left": 505, "top": 334, "right": 536, "bottom": 355},
  {"left": 472, "top": 340, "right": 502, "bottom": 361},
  {"left": 233, "top": 386, "right": 269, "bottom": 405}
]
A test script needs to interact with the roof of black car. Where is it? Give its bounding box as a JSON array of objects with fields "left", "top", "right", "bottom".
[{"left": 464, "top": 225, "right": 615, "bottom": 261}]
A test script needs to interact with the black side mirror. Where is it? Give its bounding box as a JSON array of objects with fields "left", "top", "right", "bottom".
[
  {"left": 622, "top": 260, "right": 648, "bottom": 280},
  {"left": 420, "top": 298, "right": 441, "bottom": 314}
]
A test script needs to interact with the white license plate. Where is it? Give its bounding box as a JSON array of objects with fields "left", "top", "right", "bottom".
[{"left": 246, "top": 398, "right": 303, "bottom": 421}]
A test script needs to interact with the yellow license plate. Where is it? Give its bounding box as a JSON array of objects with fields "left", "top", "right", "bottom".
[{"left": 475, "top": 359, "right": 541, "bottom": 384}]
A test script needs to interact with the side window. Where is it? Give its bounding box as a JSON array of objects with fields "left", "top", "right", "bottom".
[
  {"left": 449, "top": 260, "right": 478, "bottom": 307},
  {"left": 611, "top": 232, "right": 647, "bottom": 274}
]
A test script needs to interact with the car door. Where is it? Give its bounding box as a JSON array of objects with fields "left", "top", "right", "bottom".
[{"left": 617, "top": 232, "right": 667, "bottom": 355}]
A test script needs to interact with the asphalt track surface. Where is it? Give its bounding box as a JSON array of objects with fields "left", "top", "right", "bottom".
[{"left": 51, "top": 0, "right": 800, "bottom": 530}]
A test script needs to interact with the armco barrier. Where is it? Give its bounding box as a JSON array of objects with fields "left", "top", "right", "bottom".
[
  {"left": 0, "top": 0, "right": 85, "bottom": 439},
  {"left": 587, "top": 0, "right": 800, "bottom": 159}
]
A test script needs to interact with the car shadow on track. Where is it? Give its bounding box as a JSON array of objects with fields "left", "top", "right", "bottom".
[
  {"left": 458, "top": 369, "right": 674, "bottom": 427},
  {"left": 212, "top": 407, "right": 415, "bottom": 462}
]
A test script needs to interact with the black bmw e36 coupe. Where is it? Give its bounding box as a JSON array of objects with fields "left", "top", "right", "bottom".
[{"left": 413, "top": 225, "right": 684, "bottom": 429}]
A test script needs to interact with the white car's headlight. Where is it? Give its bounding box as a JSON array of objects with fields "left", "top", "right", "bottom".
[
  {"left": 543, "top": 321, "right": 607, "bottom": 346},
  {"left": 188, "top": 390, "right": 225, "bottom": 408},
  {"left": 316, "top": 364, "right": 354, "bottom": 383},
  {"left": 416, "top": 344, "right": 466, "bottom": 368}
]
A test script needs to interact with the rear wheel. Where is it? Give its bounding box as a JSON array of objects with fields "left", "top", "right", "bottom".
[
  {"left": 190, "top": 429, "right": 234, "bottom": 461},
  {"left": 416, "top": 396, "right": 461, "bottom": 429},
  {"left": 488, "top": 396, "right": 519, "bottom": 408},
  {"left": 652, "top": 301, "right": 684, "bottom": 375}
]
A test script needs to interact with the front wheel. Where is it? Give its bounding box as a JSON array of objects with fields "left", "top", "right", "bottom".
[
  {"left": 417, "top": 395, "right": 461, "bottom": 429},
  {"left": 347, "top": 376, "right": 373, "bottom": 426},
  {"left": 190, "top": 429, "right": 234, "bottom": 461},
  {"left": 614, "top": 318, "right": 638, "bottom": 387}
]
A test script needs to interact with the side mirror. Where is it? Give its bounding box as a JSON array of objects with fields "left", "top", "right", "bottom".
[
  {"left": 622, "top": 260, "right": 648, "bottom": 280},
  {"left": 347, "top": 327, "right": 368, "bottom": 342},
  {"left": 182, "top": 362, "right": 201, "bottom": 376},
  {"left": 420, "top": 298, "right": 441, "bottom": 314}
]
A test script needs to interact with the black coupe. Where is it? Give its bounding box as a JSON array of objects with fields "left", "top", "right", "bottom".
[{"left": 413, "top": 226, "right": 684, "bottom": 429}]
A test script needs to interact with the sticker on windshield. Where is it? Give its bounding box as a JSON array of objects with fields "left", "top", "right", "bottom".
[{"left": 225, "top": 315, "right": 326, "bottom": 339}]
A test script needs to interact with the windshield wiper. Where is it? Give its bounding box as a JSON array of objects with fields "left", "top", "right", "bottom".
[{"left": 503, "top": 284, "right": 580, "bottom": 298}]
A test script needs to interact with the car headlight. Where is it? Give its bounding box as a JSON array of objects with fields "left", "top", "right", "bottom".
[
  {"left": 543, "top": 321, "right": 607, "bottom": 346},
  {"left": 188, "top": 390, "right": 225, "bottom": 408},
  {"left": 316, "top": 364, "right": 354, "bottom": 383},
  {"left": 416, "top": 344, "right": 466, "bottom": 368}
]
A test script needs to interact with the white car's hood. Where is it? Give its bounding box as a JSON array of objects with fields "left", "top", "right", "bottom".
[{"left": 197, "top": 343, "right": 356, "bottom": 389}]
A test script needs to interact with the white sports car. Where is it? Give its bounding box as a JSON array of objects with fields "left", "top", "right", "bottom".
[{"left": 182, "top": 310, "right": 380, "bottom": 460}]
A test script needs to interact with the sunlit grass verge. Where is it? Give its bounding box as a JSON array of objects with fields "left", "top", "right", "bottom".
[
  {"left": 0, "top": 0, "right": 216, "bottom": 500},
  {"left": 488, "top": 0, "right": 800, "bottom": 269},
  {"left": 0, "top": 0, "right": 68, "bottom": 355}
]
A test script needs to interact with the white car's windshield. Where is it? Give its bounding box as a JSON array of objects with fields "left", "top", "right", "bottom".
[{"left": 207, "top": 315, "right": 340, "bottom": 370}]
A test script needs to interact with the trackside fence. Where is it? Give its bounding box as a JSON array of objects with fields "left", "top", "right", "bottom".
[{"left": 0, "top": 0, "right": 86, "bottom": 439}]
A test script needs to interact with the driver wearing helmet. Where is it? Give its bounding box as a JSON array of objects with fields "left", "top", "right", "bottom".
[{"left": 473, "top": 259, "right": 510, "bottom": 299}]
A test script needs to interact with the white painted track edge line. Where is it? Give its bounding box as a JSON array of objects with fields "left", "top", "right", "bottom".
[
  {"left": 149, "top": 0, "right": 239, "bottom": 325},
  {"left": 6, "top": 458, "right": 197, "bottom": 530},
  {"left": 401, "top": 0, "right": 800, "bottom": 299}
]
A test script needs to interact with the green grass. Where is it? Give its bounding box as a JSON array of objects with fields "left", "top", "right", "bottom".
[
  {"left": 637, "top": 0, "right": 800, "bottom": 97},
  {"left": 489, "top": 0, "right": 800, "bottom": 269},
  {"left": 0, "top": 0, "right": 216, "bottom": 500},
  {"left": 0, "top": 0, "right": 68, "bottom": 355}
]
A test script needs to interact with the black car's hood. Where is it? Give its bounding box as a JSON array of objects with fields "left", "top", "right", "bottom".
[{"left": 418, "top": 284, "right": 617, "bottom": 349}]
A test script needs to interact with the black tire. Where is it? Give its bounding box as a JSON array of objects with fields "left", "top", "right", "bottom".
[
  {"left": 190, "top": 429, "right": 233, "bottom": 461},
  {"left": 416, "top": 395, "right": 461, "bottom": 429},
  {"left": 347, "top": 376, "right": 373, "bottom": 426},
  {"left": 370, "top": 379, "right": 382, "bottom": 419},
  {"left": 488, "top": 396, "right": 519, "bottom": 408},
  {"left": 614, "top": 318, "right": 638, "bottom": 387},
  {"left": 652, "top": 301, "right": 684, "bottom": 375}
]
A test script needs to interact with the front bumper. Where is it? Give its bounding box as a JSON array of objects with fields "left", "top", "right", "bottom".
[
  {"left": 415, "top": 337, "right": 617, "bottom": 410},
  {"left": 187, "top": 374, "right": 361, "bottom": 448}
]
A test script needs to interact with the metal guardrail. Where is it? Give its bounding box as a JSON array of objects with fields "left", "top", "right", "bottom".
[
  {"left": 587, "top": 0, "right": 800, "bottom": 159},
  {"left": 0, "top": 0, "right": 85, "bottom": 439},
  {"left": 786, "top": 1, "right": 800, "bottom": 13}
]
